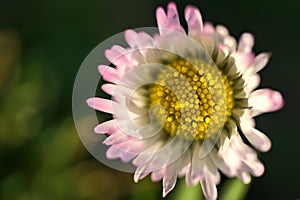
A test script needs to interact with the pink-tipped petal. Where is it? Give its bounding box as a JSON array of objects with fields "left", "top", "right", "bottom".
[
  {"left": 106, "top": 145, "right": 136, "bottom": 163},
  {"left": 151, "top": 168, "right": 166, "bottom": 182},
  {"left": 234, "top": 52, "right": 255, "bottom": 72},
  {"left": 238, "top": 33, "right": 254, "bottom": 53},
  {"left": 249, "top": 89, "right": 284, "bottom": 115},
  {"left": 156, "top": 2, "right": 185, "bottom": 36},
  {"left": 106, "top": 146, "right": 120, "bottom": 159},
  {"left": 166, "top": 2, "right": 185, "bottom": 32},
  {"left": 124, "top": 29, "right": 154, "bottom": 49},
  {"left": 104, "top": 45, "right": 131, "bottom": 69},
  {"left": 124, "top": 29, "right": 139, "bottom": 48},
  {"left": 98, "top": 65, "right": 121, "bottom": 83},
  {"left": 156, "top": 7, "right": 168, "bottom": 34},
  {"left": 184, "top": 5, "right": 203, "bottom": 35},
  {"left": 86, "top": 97, "right": 114, "bottom": 114},
  {"left": 101, "top": 83, "right": 116, "bottom": 96},
  {"left": 203, "top": 22, "right": 215, "bottom": 34}
]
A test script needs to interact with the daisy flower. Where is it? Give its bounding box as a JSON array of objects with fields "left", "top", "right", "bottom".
[{"left": 86, "top": 2, "right": 284, "bottom": 200}]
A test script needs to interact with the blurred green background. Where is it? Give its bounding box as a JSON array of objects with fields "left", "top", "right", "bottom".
[{"left": 0, "top": 0, "right": 299, "bottom": 199}]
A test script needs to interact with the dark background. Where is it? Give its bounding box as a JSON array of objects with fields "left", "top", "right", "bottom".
[{"left": 0, "top": 0, "right": 299, "bottom": 199}]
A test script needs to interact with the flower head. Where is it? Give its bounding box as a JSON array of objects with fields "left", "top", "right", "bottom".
[{"left": 86, "top": 2, "right": 284, "bottom": 199}]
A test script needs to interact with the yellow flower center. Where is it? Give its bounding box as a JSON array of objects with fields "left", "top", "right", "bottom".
[{"left": 149, "top": 59, "right": 235, "bottom": 140}]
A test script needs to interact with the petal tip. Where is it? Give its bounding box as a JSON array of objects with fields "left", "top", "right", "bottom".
[
  {"left": 86, "top": 98, "right": 95, "bottom": 108},
  {"left": 167, "top": 1, "right": 177, "bottom": 10},
  {"left": 272, "top": 91, "right": 284, "bottom": 111},
  {"left": 260, "top": 139, "right": 272, "bottom": 152}
]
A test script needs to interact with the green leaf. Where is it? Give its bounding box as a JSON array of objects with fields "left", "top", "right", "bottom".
[{"left": 219, "top": 178, "right": 251, "bottom": 200}]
